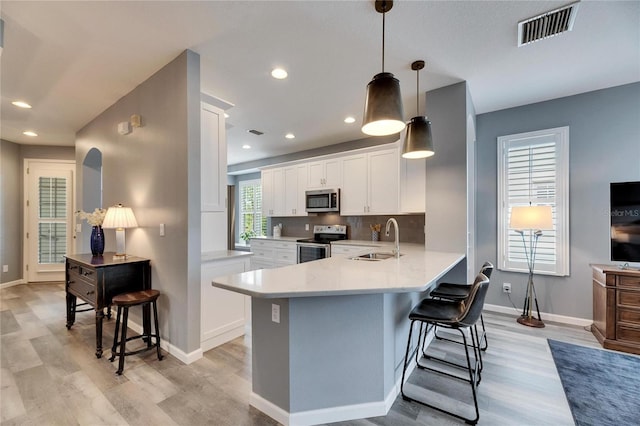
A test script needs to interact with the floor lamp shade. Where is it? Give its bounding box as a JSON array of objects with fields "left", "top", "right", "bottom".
[
  {"left": 509, "top": 205, "right": 553, "bottom": 230},
  {"left": 362, "top": 72, "right": 405, "bottom": 136},
  {"left": 102, "top": 204, "right": 138, "bottom": 256},
  {"left": 402, "top": 116, "right": 434, "bottom": 159}
]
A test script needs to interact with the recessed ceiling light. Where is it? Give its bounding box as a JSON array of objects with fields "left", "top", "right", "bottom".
[
  {"left": 285, "top": 133, "right": 295, "bottom": 139},
  {"left": 344, "top": 116, "right": 356, "bottom": 124},
  {"left": 271, "top": 68, "right": 288, "bottom": 79},
  {"left": 242, "top": 144, "right": 251, "bottom": 149},
  {"left": 12, "top": 101, "right": 32, "bottom": 109},
  {"left": 23, "top": 131, "right": 38, "bottom": 137},
  {"left": 224, "top": 113, "right": 230, "bottom": 118}
]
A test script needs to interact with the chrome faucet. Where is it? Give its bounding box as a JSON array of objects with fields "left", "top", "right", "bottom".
[{"left": 385, "top": 218, "right": 400, "bottom": 257}]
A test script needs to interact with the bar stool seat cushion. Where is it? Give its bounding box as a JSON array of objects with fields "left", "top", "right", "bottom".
[
  {"left": 112, "top": 289, "right": 160, "bottom": 306},
  {"left": 429, "top": 284, "right": 471, "bottom": 300},
  {"left": 409, "top": 298, "right": 465, "bottom": 324}
]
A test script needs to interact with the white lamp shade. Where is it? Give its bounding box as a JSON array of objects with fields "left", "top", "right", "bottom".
[
  {"left": 509, "top": 205, "right": 553, "bottom": 230},
  {"left": 102, "top": 205, "right": 138, "bottom": 229}
]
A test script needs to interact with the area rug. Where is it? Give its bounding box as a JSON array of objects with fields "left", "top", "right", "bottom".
[{"left": 548, "top": 339, "right": 640, "bottom": 426}]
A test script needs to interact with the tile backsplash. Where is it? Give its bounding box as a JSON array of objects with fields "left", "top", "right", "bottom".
[{"left": 268, "top": 214, "right": 425, "bottom": 244}]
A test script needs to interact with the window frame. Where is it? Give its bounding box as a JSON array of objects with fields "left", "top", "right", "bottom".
[
  {"left": 497, "top": 126, "right": 570, "bottom": 276},
  {"left": 238, "top": 178, "right": 266, "bottom": 242}
]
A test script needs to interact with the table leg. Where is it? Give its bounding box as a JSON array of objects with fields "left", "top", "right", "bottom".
[
  {"left": 95, "top": 309, "right": 105, "bottom": 358},
  {"left": 66, "top": 293, "right": 76, "bottom": 329}
]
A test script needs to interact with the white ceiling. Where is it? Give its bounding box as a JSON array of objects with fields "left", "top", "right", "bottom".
[{"left": 2, "top": 1, "right": 639, "bottom": 166}]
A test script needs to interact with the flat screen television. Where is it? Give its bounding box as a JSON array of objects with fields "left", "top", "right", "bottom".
[{"left": 610, "top": 181, "right": 640, "bottom": 266}]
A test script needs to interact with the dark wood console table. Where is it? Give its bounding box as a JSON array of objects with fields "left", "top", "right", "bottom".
[
  {"left": 65, "top": 253, "right": 151, "bottom": 358},
  {"left": 591, "top": 264, "right": 640, "bottom": 355}
]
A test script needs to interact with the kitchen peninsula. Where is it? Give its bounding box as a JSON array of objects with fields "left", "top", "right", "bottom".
[{"left": 211, "top": 244, "right": 464, "bottom": 425}]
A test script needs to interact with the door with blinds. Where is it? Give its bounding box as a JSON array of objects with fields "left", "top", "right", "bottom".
[{"left": 25, "top": 160, "right": 75, "bottom": 282}]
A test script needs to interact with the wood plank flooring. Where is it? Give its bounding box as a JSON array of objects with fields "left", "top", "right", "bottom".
[{"left": 1, "top": 282, "right": 599, "bottom": 425}]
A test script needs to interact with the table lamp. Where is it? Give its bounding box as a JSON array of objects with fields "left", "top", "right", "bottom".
[
  {"left": 102, "top": 204, "right": 138, "bottom": 258},
  {"left": 509, "top": 205, "right": 553, "bottom": 328}
]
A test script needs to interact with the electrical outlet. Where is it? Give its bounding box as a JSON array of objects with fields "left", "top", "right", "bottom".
[
  {"left": 305, "top": 224, "right": 309, "bottom": 231},
  {"left": 503, "top": 283, "right": 512, "bottom": 293},
  {"left": 271, "top": 303, "right": 280, "bottom": 323},
  {"left": 159, "top": 223, "right": 165, "bottom": 237},
  {"left": 2, "top": 265, "right": 8, "bottom": 273}
]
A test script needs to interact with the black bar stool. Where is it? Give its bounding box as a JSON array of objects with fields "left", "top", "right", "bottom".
[
  {"left": 430, "top": 261, "right": 493, "bottom": 351},
  {"left": 401, "top": 273, "right": 490, "bottom": 425},
  {"left": 109, "top": 289, "right": 163, "bottom": 375}
]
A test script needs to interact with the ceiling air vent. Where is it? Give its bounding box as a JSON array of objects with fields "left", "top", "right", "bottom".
[
  {"left": 518, "top": 1, "right": 580, "bottom": 47},
  {"left": 247, "top": 129, "right": 264, "bottom": 136}
]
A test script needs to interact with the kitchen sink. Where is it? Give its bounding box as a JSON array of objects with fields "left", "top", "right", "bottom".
[{"left": 349, "top": 252, "right": 403, "bottom": 261}]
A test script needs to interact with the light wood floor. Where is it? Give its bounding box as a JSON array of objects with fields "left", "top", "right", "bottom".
[{"left": 1, "top": 282, "right": 599, "bottom": 425}]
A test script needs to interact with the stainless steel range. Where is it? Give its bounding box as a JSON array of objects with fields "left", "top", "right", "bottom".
[{"left": 296, "top": 225, "right": 347, "bottom": 263}]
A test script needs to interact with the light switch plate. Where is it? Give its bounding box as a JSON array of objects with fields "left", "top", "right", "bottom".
[
  {"left": 2, "top": 265, "right": 8, "bottom": 273},
  {"left": 160, "top": 223, "right": 165, "bottom": 237},
  {"left": 271, "top": 304, "right": 280, "bottom": 323}
]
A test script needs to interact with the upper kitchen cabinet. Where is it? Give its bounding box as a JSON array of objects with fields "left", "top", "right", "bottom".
[
  {"left": 284, "top": 164, "right": 308, "bottom": 216},
  {"left": 201, "top": 102, "right": 227, "bottom": 212},
  {"left": 341, "top": 147, "right": 399, "bottom": 215},
  {"left": 261, "top": 168, "right": 285, "bottom": 216},
  {"left": 307, "top": 157, "right": 342, "bottom": 189}
]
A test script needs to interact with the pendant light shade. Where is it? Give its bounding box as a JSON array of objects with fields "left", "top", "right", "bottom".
[
  {"left": 402, "top": 60, "right": 435, "bottom": 159},
  {"left": 362, "top": 0, "right": 405, "bottom": 137},
  {"left": 362, "top": 72, "right": 405, "bottom": 136}
]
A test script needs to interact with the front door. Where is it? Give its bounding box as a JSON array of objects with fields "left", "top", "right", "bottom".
[{"left": 24, "top": 160, "right": 75, "bottom": 282}]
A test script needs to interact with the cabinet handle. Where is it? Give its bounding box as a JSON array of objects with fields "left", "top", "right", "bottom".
[
  {"left": 69, "top": 265, "right": 78, "bottom": 271},
  {"left": 83, "top": 270, "right": 93, "bottom": 276},
  {"left": 86, "top": 290, "right": 95, "bottom": 296},
  {"left": 68, "top": 280, "right": 74, "bottom": 285}
]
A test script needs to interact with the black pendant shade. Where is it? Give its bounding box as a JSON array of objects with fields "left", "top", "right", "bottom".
[
  {"left": 402, "top": 116, "right": 434, "bottom": 159},
  {"left": 402, "top": 60, "right": 435, "bottom": 159},
  {"left": 362, "top": 72, "right": 405, "bottom": 136},
  {"left": 362, "top": 0, "right": 405, "bottom": 137}
]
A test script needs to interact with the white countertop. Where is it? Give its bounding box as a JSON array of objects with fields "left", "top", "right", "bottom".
[
  {"left": 201, "top": 250, "right": 253, "bottom": 263},
  {"left": 211, "top": 244, "right": 464, "bottom": 298},
  {"left": 250, "top": 236, "right": 304, "bottom": 242}
]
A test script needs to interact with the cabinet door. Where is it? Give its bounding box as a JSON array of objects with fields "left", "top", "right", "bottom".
[
  {"left": 261, "top": 169, "right": 274, "bottom": 216},
  {"left": 284, "top": 167, "right": 298, "bottom": 216},
  {"left": 340, "top": 154, "right": 368, "bottom": 215},
  {"left": 201, "top": 103, "right": 226, "bottom": 212},
  {"left": 307, "top": 161, "right": 325, "bottom": 189},
  {"left": 294, "top": 164, "right": 308, "bottom": 216},
  {"left": 272, "top": 168, "right": 285, "bottom": 216},
  {"left": 368, "top": 148, "right": 399, "bottom": 214},
  {"left": 324, "top": 158, "right": 342, "bottom": 188}
]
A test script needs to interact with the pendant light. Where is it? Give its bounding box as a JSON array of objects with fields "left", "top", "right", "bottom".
[
  {"left": 362, "top": 0, "right": 405, "bottom": 137},
  {"left": 402, "top": 60, "right": 434, "bottom": 159}
]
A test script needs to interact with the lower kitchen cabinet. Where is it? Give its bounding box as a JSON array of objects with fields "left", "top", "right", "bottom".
[
  {"left": 331, "top": 244, "right": 377, "bottom": 257},
  {"left": 201, "top": 254, "right": 251, "bottom": 352},
  {"left": 250, "top": 238, "right": 298, "bottom": 269}
]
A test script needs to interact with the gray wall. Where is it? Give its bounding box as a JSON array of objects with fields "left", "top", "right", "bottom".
[
  {"left": 477, "top": 82, "right": 640, "bottom": 320},
  {"left": 425, "top": 82, "right": 470, "bottom": 284},
  {"left": 0, "top": 140, "right": 75, "bottom": 284},
  {"left": 75, "top": 50, "right": 202, "bottom": 354}
]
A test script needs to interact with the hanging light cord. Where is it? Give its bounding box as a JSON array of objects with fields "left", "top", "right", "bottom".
[
  {"left": 381, "top": 9, "right": 386, "bottom": 72},
  {"left": 416, "top": 67, "right": 420, "bottom": 115}
]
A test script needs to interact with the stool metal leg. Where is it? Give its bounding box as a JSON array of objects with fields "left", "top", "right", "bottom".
[
  {"left": 116, "top": 307, "right": 129, "bottom": 375},
  {"left": 152, "top": 300, "right": 163, "bottom": 360}
]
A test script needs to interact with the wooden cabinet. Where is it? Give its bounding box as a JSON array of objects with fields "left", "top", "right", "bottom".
[
  {"left": 250, "top": 239, "right": 297, "bottom": 269},
  {"left": 307, "top": 158, "right": 342, "bottom": 189},
  {"left": 201, "top": 102, "right": 226, "bottom": 212},
  {"left": 65, "top": 253, "right": 151, "bottom": 358},
  {"left": 201, "top": 255, "right": 251, "bottom": 351},
  {"left": 340, "top": 148, "right": 399, "bottom": 215},
  {"left": 591, "top": 264, "right": 640, "bottom": 355},
  {"left": 283, "top": 164, "right": 308, "bottom": 216}
]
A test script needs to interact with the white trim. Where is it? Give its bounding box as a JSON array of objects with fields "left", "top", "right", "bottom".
[
  {"left": 484, "top": 304, "right": 592, "bottom": 327},
  {"left": 124, "top": 317, "right": 203, "bottom": 365},
  {"left": 0, "top": 279, "right": 25, "bottom": 289},
  {"left": 201, "top": 323, "right": 245, "bottom": 352},
  {"left": 249, "top": 393, "right": 291, "bottom": 425}
]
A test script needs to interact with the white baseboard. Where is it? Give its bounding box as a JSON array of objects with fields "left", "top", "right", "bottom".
[
  {"left": 249, "top": 393, "right": 290, "bottom": 425},
  {"left": 124, "top": 317, "right": 203, "bottom": 365},
  {"left": 0, "top": 279, "right": 25, "bottom": 289},
  {"left": 484, "top": 303, "right": 592, "bottom": 327},
  {"left": 201, "top": 325, "right": 245, "bottom": 352}
]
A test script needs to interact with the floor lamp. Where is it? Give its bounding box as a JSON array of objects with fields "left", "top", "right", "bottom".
[{"left": 509, "top": 205, "right": 553, "bottom": 328}]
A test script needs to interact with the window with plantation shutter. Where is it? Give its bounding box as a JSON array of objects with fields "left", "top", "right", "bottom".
[
  {"left": 497, "top": 127, "right": 570, "bottom": 276},
  {"left": 38, "top": 177, "right": 67, "bottom": 264},
  {"left": 238, "top": 179, "right": 267, "bottom": 241}
]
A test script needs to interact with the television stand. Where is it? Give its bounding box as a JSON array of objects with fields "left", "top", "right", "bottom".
[{"left": 591, "top": 264, "right": 640, "bottom": 355}]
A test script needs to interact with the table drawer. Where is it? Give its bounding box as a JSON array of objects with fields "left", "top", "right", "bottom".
[
  {"left": 68, "top": 274, "right": 97, "bottom": 304},
  {"left": 618, "top": 307, "right": 640, "bottom": 326},
  {"left": 619, "top": 275, "right": 640, "bottom": 288},
  {"left": 68, "top": 262, "right": 97, "bottom": 284},
  {"left": 618, "top": 289, "right": 640, "bottom": 308},
  {"left": 617, "top": 323, "right": 640, "bottom": 343}
]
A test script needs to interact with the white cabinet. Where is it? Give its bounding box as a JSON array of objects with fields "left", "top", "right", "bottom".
[
  {"left": 201, "top": 256, "right": 251, "bottom": 352},
  {"left": 284, "top": 164, "right": 308, "bottom": 216},
  {"left": 201, "top": 103, "right": 226, "bottom": 212},
  {"left": 331, "top": 244, "right": 377, "bottom": 257},
  {"left": 250, "top": 239, "right": 297, "bottom": 269},
  {"left": 341, "top": 148, "right": 399, "bottom": 215},
  {"left": 261, "top": 168, "right": 285, "bottom": 216},
  {"left": 307, "top": 158, "right": 342, "bottom": 189}
]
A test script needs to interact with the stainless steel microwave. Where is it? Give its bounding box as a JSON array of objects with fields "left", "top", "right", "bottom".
[{"left": 305, "top": 189, "right": 340, "bottom": 213}]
